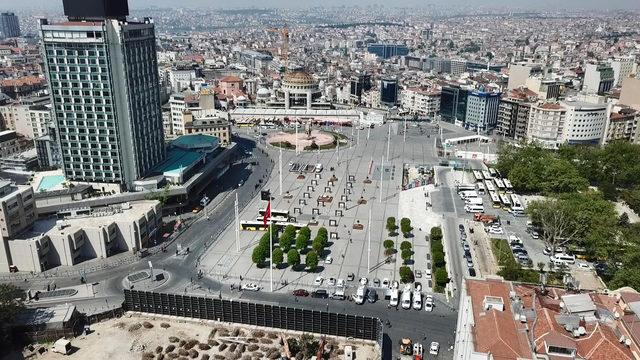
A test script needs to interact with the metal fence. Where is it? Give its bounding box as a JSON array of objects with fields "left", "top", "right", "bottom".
[{"left": 124, "top": 289, "right": 382, "bottom": 342}]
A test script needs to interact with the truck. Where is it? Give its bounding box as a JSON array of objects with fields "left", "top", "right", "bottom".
[{"left": 473, "top": 213, "right": 499, "bottom": 224}]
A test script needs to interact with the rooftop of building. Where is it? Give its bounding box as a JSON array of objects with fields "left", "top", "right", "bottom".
[
  {"left": 14, "top": 304, "right": 77, "bottom": 328},
  {"left": 562, "top": 100, "right": 608, "bottom": 110},
  {"left": 219, "top": 75, "right": 243, "bottom": 83},
  {"left": 465, "top": 278, "right": 640, "bottom": 360}
]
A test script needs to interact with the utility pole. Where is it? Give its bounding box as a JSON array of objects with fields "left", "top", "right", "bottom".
[
  {"left": 367, "top": 126, "right": 370, "bottom": 140},
  {"left": 295, "top": 120, "right": 299, "bottom": 155},
  {"left": 380, "top": 156, "right": 384, "bottom": 203},
  {"left": 403, "top": 118, "right": 407, "bottom": 143},
  {"left": 279, "top": 148, "right": 282, "bottom": 196},
  {"left": 367, "top": 207, "right": 372, "bottom": 273},
  {"left": 386, "top": 124, "right": 391, "bottom": 161},
  {"left": 235, "top": 192, "right": 240, "bottom": 252}
]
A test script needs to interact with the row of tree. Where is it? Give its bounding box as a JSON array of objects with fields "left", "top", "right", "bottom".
[
  {"left": 386, "top": 217, "right": 413, "bottom": 237},
  {"left": 430, "top": 227, "right": 449, "bottom": 291},
  {"left": 251, "top": 225, "right": 328, "bottom": 272}
]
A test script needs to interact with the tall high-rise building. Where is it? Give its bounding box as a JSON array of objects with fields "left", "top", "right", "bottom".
[
  {"left": 39, "top": 0, "right": 165, "bottom": 190},
  {"left": 379, "top": 77, "right": 398, "bottom": 107},
  {"left": 0, "top": 12, "right": 20, "bottom": 39},
  {"left": 366, "top": 43, "right": 409, "bottom": 59},
  {"left": 465, "top": 90, "right": 501, "bottom": 132},
  {"left": 440, "top": 84, "right": 469, "bottom": 124},
  {"left": 350, "top": 73, "right": 371, "bottom": 104},
  {"left": 583, "top": 63, "right": 615, "bottom": 95}
]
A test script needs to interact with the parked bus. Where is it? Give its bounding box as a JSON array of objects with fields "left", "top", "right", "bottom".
[
  {"left": 494, "top": 178, "right": 506, "bottom": 192},
  {"left": 499, "top": 193, "right": 512, "bottom": 208},
  {"left": 510, "top": 194, "right": 525, "bottom": 215},
  {"left": 456, "top": 184, "right": 476, "bottom": 192},
  {"left": 240, "top": 220, "right": 306, "bottom": 231},
  {"left": 482, "top": 170, "right": 492, "bottom": 180},
  {"left": 503, "top": 179, "right": 514, "bottom": 193},
  {"left": 464, "top": 204, "right": 485, "bottom": 213},
  {"left": 255, "top": 215, "right": 289, "bottom": 223},
  {"left": 484, "top": 180, "right": 496, "bottom": 193},
  {"left": 473, "top": 170, "right": 484, "bottom": 182},
  {"left": 465, "top": 197, "right": 483, "bottom": 205},
  {"left": 258, "top": 208, "right": 290, "bottom": 219},
  {"left": 459, "top": 190, "right": 479, "bottom": 200},
  {"left": 477, "top": 182, "right": 486, "bottom": 195},
  {"left": 489, "top": 191, "right": 501, "bottom": 208}
]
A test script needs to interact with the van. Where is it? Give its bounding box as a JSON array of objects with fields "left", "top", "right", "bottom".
[
  {"left": 389, "top": 289, "right": 399, "bottom": 306},
  {"left": 552, "top": 253, "right": 576, "bottom": 265},
  {"left": 465, "top": 204, "right": 484, "bottom": 213},
  {"left": 465, "top": 197, "right": 483, "bottom": 205},
  {"left": 401, "top": 287, "right": 412, "bottom": 309},
  {"left": 459, "top": 190, "right": 478, "bottom": 200},
  {"left": 354, "top": 286, "right": 366, "bottom": 304}
]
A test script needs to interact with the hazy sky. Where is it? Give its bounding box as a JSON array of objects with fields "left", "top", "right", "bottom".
[{"left": 1, "top": 0, "right": 639, "bottom": 10}]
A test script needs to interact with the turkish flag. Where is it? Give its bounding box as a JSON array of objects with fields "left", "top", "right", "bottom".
[{"left": 263, "top": 200, "right": 271, "bottom": 226}]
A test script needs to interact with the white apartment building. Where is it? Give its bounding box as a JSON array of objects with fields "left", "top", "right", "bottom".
[
  {"left": 169, "top": 92, "right": 201, "bottom": 136},
  {"left": 169, "top": 68, "right": 197, "bottom": 93},
  {"left": 527, "top": 100, "right": 609, "bottom": 148},
  {"left": 400, "top": 87, "right": 441, "bottom": 117},
  {"left": 610, "top": 56, "right": 635, "bottom": 87}
]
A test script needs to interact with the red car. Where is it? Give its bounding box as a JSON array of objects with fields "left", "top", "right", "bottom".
[{"left": 292, "top": 289, "right": 309, "bottom": 297}]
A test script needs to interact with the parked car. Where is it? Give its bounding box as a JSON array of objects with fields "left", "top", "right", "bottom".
[
  {"left": 314, "top": 276, "right": 323, "bottom": 286},
  {"left": 466, "top": 258, "right": 474, "bottom": 268},
  {"left": 389, "top": 288, "right": 399, "bottom": 307},
  {"left": 241, "top": 283, "right": 260, "bottom": 291},
  {"left": 468, "top": 268, "right": 477, "bottom": 277},
  {"left": 373, "top": 278, "right": 381, "bottom": 287},
  {"left": 367, "top": 289, "right": 378, "bottom": 303},
  {"left": 327, "top": 277, "right": 336, "bottom": 286},
  {"left": 530, "top": 230, "right": 540, "bottom": 239},
  {"left": 487, "top": 226, "right": 504, "bottom": 235},
  {"left": 412, "top": 290, "right": 422, "bottom": 310},
  {"left": 424, "top": 294, "right": 434, "bottom": 312},
  {"left": 429, "top": 342, "right": 440, "bottom": 355},
  {"left": 458, "top": 224, "right": 465, "bottom": 232},
  {"left": 337, "top": 279, "right": 345, "bottom": 288},
  {"left": 425, "top": 269, "right": 432, "bottom": 280},
  {"left": 312, "top": 289, "right": 328, "bottom": 298},
  {"left": 415, "top": 269, "right": 422, "bottom": 278},
  {"left": 347, "top": 273, "right": 355, "bottom": 281},
  {"left": 324, "top": 256, "right": 333, "bottom": 264},
  {"left": 382, "top": 278, "right": 390, "bottom": 288},
  {"left": 463, "top": 243, "right": 470, "bottom": 251},
  {"left": 401, "top": 287, "right": 412, "bottom": 309},
  {"left": 293, "top": 289, "right": 309, "bottom": 297},
  {"left": 359, "top": 277, "right": 368, "bottom": 286}
]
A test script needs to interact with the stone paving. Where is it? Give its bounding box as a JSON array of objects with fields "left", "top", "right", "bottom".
[{"left": 199, "top": 124, "right": 440, "bottom": 293}]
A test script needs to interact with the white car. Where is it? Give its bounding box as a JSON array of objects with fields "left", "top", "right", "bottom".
[
  {"left": 314, "top": 276, "right": 324, "bottom": 285},
  {"left": 412, "top": 343, "right": 423, "bottom": 357},
  {"left": 392, "top": 280, "right": 400, "bottom": 289},
  {"left": 487, "top": 226, "right": 504, "bottom": 235},
  {"left": 337, "top": 279, "right": 345, "bottom": 288},
  {"left": 412, "top": 290, "right": 422, "bottom": 310},
  {"left": 324, "top": 256, "right": 333, "bottom": 264},
  {"left": 241, "top": 283, "right": 260, "bottom": 291},
  {"left": 577, "top": 262, "right": 592, "bottom": 270},
  {"left": 389, "top": 288, "right": 399, "bottom": 307},
  {"left": 328, "top": 277, "right": 336, "bottom": 286},
  {"left": 359, "top": 277, "right": 368, "bottom": 286},
  {"left": 425, "top": 296, "right": 434, "bottom": 312},
  {"left": 382, "top": 278, "right": 390, "bottom": 288},
  {"left": 425, "top": 269, "right": 432, "bottom": 280},
  {"left": 429, "top": 342, "right": 439, "bottom": 355}
]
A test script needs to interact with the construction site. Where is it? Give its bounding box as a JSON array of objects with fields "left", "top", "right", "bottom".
[{"left": 20, "top": 314, "right": 379, "bottom": 360}]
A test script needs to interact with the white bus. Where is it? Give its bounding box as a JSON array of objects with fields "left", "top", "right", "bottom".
[
  {"left": 459, "top": 190, "right": 478, "bottom": 200},
  {"left": 494, "top": 178, "right": 506, "bottom": 192},
  {"left": 473, "top": 170, "right": 484, "bottom": 182},
  {"left": 457, "top": 184, "right": 476, "bottom": 192},
  {"left": 499, "top": 193, "right": 512, "bottom": 208},
  {"left": 503, "top": 179, "right": 514, "bottom": 193},
  {"left": 465, "top": 204, "right": 485, "bottom": 213},
  {"left": 484, "top": 180, "right": 496, "bottom": 193},
  {"left": 477, "top": 182, "right": 486, "bottom": 195},
  {"left": 466, "top": 197, "right": 483, "bottom": 205},
  {"left": 489, "top": 191, "right": 501, "bottom": 208},
  {"left": 510, "top": 194, "right": 525, "bottom": 215},
  {"left": 482, "top": 170, "right": 493, "bottom": 180},
  {"left": 551, "top": 253, "right": 576, "bottom": 265}
]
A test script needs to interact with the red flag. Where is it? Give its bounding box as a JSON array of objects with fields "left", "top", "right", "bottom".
[{"left": 263, "top": 201, "right": 271, "bottom": 226}]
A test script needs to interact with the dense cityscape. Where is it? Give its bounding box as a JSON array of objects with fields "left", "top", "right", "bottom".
[{"left": 0, "top": 0, "right": 640, "bottom": 359}]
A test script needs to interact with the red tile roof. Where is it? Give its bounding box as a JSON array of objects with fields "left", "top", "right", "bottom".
[{"left": 220, "top": 76, "right": 243, "bottom": 83}]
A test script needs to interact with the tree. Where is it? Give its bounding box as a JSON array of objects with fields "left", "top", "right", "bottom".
[
  {"left": 400, "top": 218, "right": 412, "bottom": 236},
  {"left": 386, "top": 217, "right": 398, "bottom": 234},
  {"left": 619, "top": 213, "right": 630, "bottom": 227},
  {"left": 401, "top": 249, "right": 412, "bottom": 263},
  {"left": 435, "top": 268, "right": 449, "bottom": 287},
  {"left": 312, "top": 237, "right": 324, "bottom": 254},
  {"left": 527, "top": 198, "right": 580, "bottom": 257},
  {"left": 399, "top": 266, "right": 414, "bottom": 283},
  {"left": 279, "top": 229, "right": 295, "bottom": 252},
  {"left": 296, "top": 231, "right": 309, "bottom": 251},
  {"left": 430, "top": 227, "right": 443, "bottom": 241},
  {"left": 272, "top": 247, "right": 284, "bottom": 267},
  {"left": 400, "top": 241, "right": 412, "bottom": 251},
  {"left": 252, "top": 245, "right": 267, "bottom": 266},
  {"left": 383, "top": 239, "right": 394, "bottom": 249},
  {"left": 0, "top": 284, "right": 24, "bottom": 348},
  {"left": 287, "top": 249, "right": 301, "bottom": 267},
  {"left": 305, "top": 250, "right": 319, "bottom": 271}
]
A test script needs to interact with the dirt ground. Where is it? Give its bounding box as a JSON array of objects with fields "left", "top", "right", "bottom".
[{"left": 16, "top": 313, "right": 379, "bottom": 360}]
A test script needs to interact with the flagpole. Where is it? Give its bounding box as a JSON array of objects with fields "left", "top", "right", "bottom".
[{"left": 270, "top": 219, "right": 273, "bottom": 292}]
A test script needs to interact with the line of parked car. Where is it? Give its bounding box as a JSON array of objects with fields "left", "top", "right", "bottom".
[{"left": 459, "top": 224, "right": 477, "bottom": 277}]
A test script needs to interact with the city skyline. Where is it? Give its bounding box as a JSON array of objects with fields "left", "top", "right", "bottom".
[{"left": 2, "top": 0, "right": 640, "bottom": 11}]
